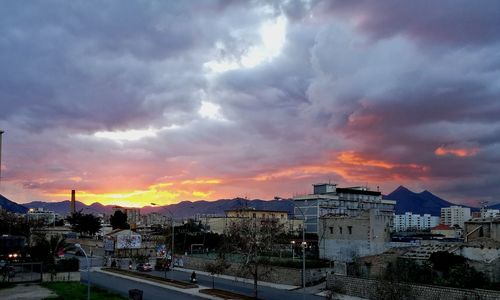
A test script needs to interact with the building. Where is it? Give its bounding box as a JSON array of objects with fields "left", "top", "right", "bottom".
[
  {"left": 112, "top": 206, "right": 141, "bottom": 227},
  {"left": 464, "top": 217, "right": 500, "bottom": 243},
  {"left": 205, "top": 208, "right": 303, "bottom": 234},
  {"left": 293, "top": 183, "right": 396, "bottom": 234},
  {"left": 141, "top": 212, "right": 168, "bottom": 226},
  {"left": 440, "top": 206, "right": 471, "bottom": 228},
  {"left": 393, "top": 212, "right": 440, "bottom": 232},
  {"left": 27, "top": 208, "right": 59, "bottom": 225},
  {"left": 431, "top": 224, "right": 459, "bottom": 239},
  {"left": 318, "top": 209, "right": 393, "bottom": 261}
]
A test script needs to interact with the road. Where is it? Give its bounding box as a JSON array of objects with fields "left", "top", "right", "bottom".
[
  {"left": 81, "top": 270, "right": 204, "bottom": 300},
  {"left": 74, "top": 255, "right": 325, "bottom": 300}
]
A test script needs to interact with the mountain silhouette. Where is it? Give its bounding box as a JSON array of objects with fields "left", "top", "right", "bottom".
[
  {"left": 386, "top": 186, "right": 474, "bottom": 216},
  {"left": 0, "top": 194, "right": 28, "bottom": 213}
]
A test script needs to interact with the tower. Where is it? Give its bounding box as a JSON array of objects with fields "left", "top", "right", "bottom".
[{"left": 71, "top": 190, "right": 76, "bottom": 215}]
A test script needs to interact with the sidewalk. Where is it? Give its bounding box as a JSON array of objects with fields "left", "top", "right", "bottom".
[
  {"left": 96, "top": 268, "right": 219, "bottom": 300},
  {"left": 173, "top": 266, "right": 299, "bottom": 290}
]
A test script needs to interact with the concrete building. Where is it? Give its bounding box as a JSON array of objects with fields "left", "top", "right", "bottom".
[
  {"left": 431, "top": 224, "right": 459, "bottom": 239},
  {"left": 393, "top": 212, "right": 440, "bottom": 232},
  {"left": 318, "top": 209, "right": 393, "bottom": 261},
  {"left": 440, "top": 206, "right": 471, "bottom": 228},
  {"left": 205, "top": 208, "right": 303, "bottom": 234},
  {"left": 141, "top": 212, "right": 168, "bottom": 226},
  {"left": 27, "top": 208, "right": 59, "bottom": 225},
  {"left": 112, "top": 206, "right": 141, "bottom": 227},
  {"left": 464, "top": 217, "right": 500, "bottom": 243},
  {"left": 293, "top": 183, "right": 396, "bottom": 234}
]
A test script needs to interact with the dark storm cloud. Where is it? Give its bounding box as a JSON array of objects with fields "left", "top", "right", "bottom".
[
  {"left": 2, "top": 0, "right": 500, "bottom": 205},
  {"left": 314, "top": 0, "right": 500, "bottom": 46}
]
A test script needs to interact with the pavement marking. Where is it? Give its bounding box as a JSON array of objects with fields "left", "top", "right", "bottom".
[{"left": 96, "top": 268, "right": 219, "bottom": 300}]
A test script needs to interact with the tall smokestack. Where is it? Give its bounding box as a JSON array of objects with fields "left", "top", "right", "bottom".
[
  {"left": 0, "top": 130, "right": 4, "bottom": 188},
  {"left": 71, "top": 190, "right": 76, "bottom": 215}
]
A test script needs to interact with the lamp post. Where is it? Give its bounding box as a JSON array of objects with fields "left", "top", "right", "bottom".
[
  {"left": 291, "top": 240, "right": 295, "bottom": 260},
  {"left": 275, "top": 196, "right": 306, "bottom": 297},
  {"left": 153, "top": 204, "right": 174, "bottom": 272},
  {"left": 75, "top": 243, "right": 90, "bottom": 300}
]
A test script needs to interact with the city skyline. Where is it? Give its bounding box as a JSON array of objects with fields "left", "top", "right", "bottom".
[{"left": 1, "top": 1, "right": 500, "bottom": 207}]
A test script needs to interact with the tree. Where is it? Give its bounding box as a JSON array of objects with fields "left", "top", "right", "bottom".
[
  {"left": 429, "top": 251, "right": 465, "bottom": 275},
  {"left": 204, "top": 258, "right": 230, "bottom": 289},
  {"left": 30, "top": 233, "right": 66, "bottom": 271},
  {"left": 67, "top": 212, "right": 102, "bottom": 236},
  {"left": 225, "top": 217, "right": 286, "bottom": 299},
  {"left": 110, "top": 210, "right": 129, "bottom": 230}
]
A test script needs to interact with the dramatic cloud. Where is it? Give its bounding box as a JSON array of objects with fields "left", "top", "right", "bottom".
[{"left": 1, "top": 0, "right": 500, "bottom": 207}]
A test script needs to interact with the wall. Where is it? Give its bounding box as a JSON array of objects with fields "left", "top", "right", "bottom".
[
  {"left": 180, "top": 255, "right": 329, "bottom": 286},
  {"left": 42, "top": 271, "right": 80, "bottom": 282},
  {"left": 327, "top": 274, "right": 500, "bottom": 300}
]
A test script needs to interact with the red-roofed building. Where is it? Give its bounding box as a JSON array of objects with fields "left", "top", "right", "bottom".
[{"left": 431, "top": 224, "right": 460, "bottom": 239}]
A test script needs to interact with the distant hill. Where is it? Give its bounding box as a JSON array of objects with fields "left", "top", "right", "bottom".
[
  {"left": 0, "top": 194, "right": 28, "bottom": 213},
  {"left": 385, "top": 186, "right": 478, "bottom": 216},
  {"left": 23, "top": 197, "right": 294, "bottom": 218}
]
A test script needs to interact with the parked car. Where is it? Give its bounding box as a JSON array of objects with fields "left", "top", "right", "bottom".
[{"left": 136, "top": 263, "right": 153, "bottom": 272}]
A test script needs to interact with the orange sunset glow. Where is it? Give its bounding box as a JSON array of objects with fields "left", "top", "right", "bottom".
[{"left": 0, "top": 1, "right": 498, "bottom": 208}]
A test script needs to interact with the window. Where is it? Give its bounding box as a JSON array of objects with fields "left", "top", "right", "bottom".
[
  {"left": 329, "top": 226, "right": 334, "bottom": 234},
  {"left": 339, "top": 227, "right": 343, "bottom": 234},
  {"left": 348, "top": 226, "right": 352, "bottom": 235}
]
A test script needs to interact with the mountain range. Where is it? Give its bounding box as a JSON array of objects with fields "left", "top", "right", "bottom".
[
  {"left": 1, "top": 187, "right": 499, "bottom": 217},
  {"left": 0, "top": 194, "right": 28, "bottom": 214}
]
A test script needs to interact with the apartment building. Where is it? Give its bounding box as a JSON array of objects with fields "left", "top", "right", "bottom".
[
  {"left": 394, "top": 212, "right": 440, "bottom": 232},
  {"left": 440, "top": 206, "right": 471, "bottom": 228}
]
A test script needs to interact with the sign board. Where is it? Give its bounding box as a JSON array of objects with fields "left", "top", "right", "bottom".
[
  {"left": 104, "top": 238, "right": 115, "bottom": 251},
  {"left": 116, "top": 234, "right": 142, "bottom": 249}
]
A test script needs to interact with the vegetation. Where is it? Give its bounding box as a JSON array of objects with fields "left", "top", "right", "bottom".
[
  {"left": 224, "top": 217, "right": 287, "bottom": 299},
  {"left": 204, "top": 258, "right": 230, "bottom": 288},
  {"left": 29, "top": 234, "right": 67, "bottom": 271},
  {"left": 110, "top": 210, "right": 129, "bottom": 230},
  {"left": 381, "top": 253, "right": 491, "bottom": 290},
  {"left": 67, "top": 212, "right": 102, "bottom": 237},
  {"left": 42, "top": 282, "right": 126, "bottom": 300}
]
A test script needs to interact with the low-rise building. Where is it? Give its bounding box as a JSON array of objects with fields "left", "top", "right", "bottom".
[
  {"left": 205, "top": 208, "right": 303, "bottom": 235},
  {"left": 464, "top": 217, "right": 500, "bottom": 243},
  {"left": 430, "top": 224, "right": 460, "bottom": 239},
  {"left": 318, "top": 209, "right": 393, "bottom": 262}
]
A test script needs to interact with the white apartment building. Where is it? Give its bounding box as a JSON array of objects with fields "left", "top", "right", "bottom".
[
  {"left": 440, "top": 206, "right": 471, "bottom": 228},
  {"left": 293, "top": 183, "right": 396, "bottom": 234},
  {"left": 27, "top": 208, "right": 58, "bottom": 225},
  {"left": 393, "top": 212, "right": 440, "bottom": 232},
  {"left": 481, "top": 209, "right": 500, "bottom": 218}
]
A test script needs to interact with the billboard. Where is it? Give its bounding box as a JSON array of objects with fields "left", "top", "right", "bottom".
[{"left": 116, "top": 234, "right": 142, "bottom": 249}]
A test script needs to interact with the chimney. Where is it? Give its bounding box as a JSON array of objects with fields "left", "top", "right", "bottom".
[{"left": 71, "top": 190, "right": 76, "bottom": 215}]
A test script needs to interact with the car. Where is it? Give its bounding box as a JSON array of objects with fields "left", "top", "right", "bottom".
[{"left": 136, "top": 263, "right": 153, "bottom": 272}]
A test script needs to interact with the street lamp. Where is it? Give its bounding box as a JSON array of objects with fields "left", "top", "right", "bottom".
[
  {"left": 275, "top": 196, "right": 306, "bottom": 296},
  {"left": 152, "top": 203, "right": 174, "bottom": 272},
  {"left": 291, "top": 240, "right": 295, "bottom": 260},
  {"left": 75, "top": 243, "right": 90, "bottom": 300}
]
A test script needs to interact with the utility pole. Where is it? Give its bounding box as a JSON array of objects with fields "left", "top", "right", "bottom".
[{"left": 0, "top": 130, "right": 4, "bottom": 188}]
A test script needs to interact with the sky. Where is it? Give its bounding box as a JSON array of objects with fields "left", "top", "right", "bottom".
[{"left": 1, "top": 0, "right": 500, "bottom": 207}]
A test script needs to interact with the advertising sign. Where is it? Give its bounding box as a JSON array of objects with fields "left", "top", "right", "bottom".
[{"left": 116, "top": 234, "right": 142, "bottom": 249}]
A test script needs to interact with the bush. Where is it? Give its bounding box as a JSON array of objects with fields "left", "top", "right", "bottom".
[{"left": 56, "top": 258, "right": 80, "bottom": 272}]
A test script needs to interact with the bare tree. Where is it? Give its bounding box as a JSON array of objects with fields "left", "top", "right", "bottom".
[
  {"left": 204, "top": 258, "right": 230, "bottom": 289},
  {"left": 225, "top": 217, "right": 286, "bottom": 299}
]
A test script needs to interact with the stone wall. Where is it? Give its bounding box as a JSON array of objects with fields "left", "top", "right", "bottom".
[
  {"left": 42, "top": 271, "right": 80, "bottom": 282},
  {"left": 327, "top": 274, "right": 500, "bottom": 300},
  {"left": 180, "top": 255, "right": 329, "bottom": 286}
]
